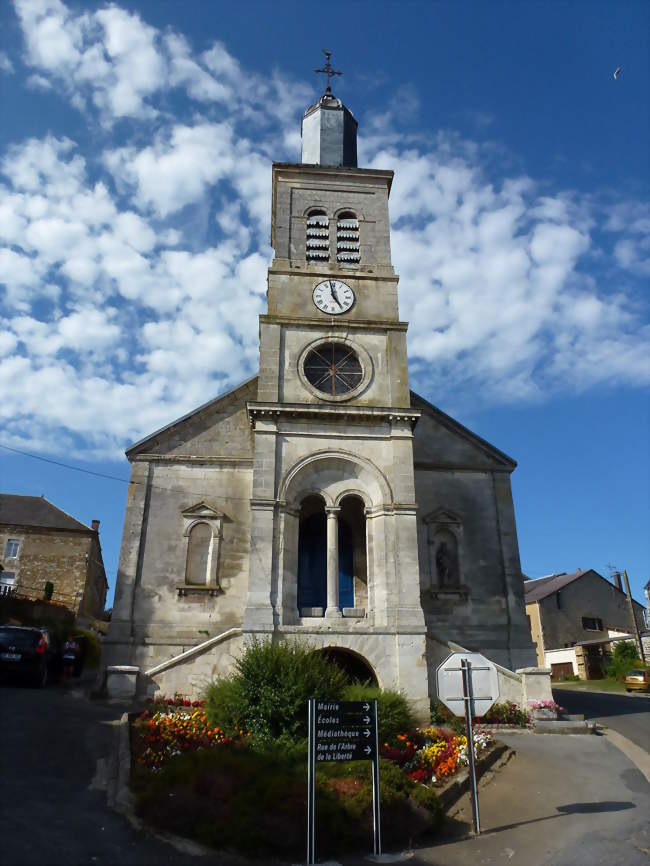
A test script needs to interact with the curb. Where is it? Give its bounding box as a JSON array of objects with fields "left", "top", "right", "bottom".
[
  {"left": 437, "top": 742, "right": 514, "bottom": 811},
  {"left": 599, "top": 728, "right": 650, "bottom": 784}
]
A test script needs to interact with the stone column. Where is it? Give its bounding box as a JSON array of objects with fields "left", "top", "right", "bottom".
[{"left": 325, "top": 507, "right": 342, "bottom": 618}]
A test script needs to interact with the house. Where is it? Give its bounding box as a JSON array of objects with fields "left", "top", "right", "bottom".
[
  {"left": 525, "top": 568, "right": 646, "bottom": 679},
  {"left": 104, "top": 78, "right": 540, "bottom": 713},
  {"left": 0, "top": 494, "right": 108, "bottom": 620}
]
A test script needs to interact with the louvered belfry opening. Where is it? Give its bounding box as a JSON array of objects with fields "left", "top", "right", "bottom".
[
  {"left": 306, "top": 210, "right": 329, "bottom": 261},
  {"left": 337, "top": 211, "right": 360, "bottom": 264}
]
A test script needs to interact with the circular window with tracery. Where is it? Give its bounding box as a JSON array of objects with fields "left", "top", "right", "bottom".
[{"left": 303, "top": 343, "right": 363, "bottom": 396}]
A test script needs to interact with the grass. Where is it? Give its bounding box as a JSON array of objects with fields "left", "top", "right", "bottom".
[{"left": 553, "top": 678, "right": 629, "bottom": 693}]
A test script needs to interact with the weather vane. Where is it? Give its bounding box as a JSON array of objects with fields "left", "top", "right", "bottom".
[{"left": 314, "top": 49, "right": 342, "bottom": 97}]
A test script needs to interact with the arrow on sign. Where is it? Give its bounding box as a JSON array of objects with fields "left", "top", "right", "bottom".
[
  {"left": 363, "top": 702, "right": 370, "bottom": 711},
  {"left": 362, "top": 715, "right": 370, "bottom": 724},
  {"left": 363, "top": 729, "right": 371, "bottom": 738},
  {"left": 364, "top": 745, "right": 372, "bottom": 755}
]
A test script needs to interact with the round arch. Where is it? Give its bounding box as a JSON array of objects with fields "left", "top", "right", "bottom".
[
  {"left": 280, "top": 450, "right": 393, "bottom": 511},
  {"left": 315, "top": 646, "right": 378, "bottom": 686}
]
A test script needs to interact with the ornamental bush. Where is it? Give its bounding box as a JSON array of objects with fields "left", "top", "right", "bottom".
[
  {"left": 480, "top": 700, "right": 530, "bottom": 727},
  {"left": 342, "top": 682, "right": 415, "bottom": 741},
  {"left": 607, "top": 641, "right": 645, "bottom": 681},
  {"left": 204, "top": 638, "right": 349, "bottom": 743}
]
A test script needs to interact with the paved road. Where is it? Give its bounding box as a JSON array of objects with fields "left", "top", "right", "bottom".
[
  {"left": 2, "top": 679, "right": 649, "bottom": 866},
  {"left": 553, "top": 687, "right": 650, "bottom": 752}
]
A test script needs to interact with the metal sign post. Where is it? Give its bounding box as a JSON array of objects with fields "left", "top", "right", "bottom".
[
  {"left": 436, "top": 651, "right": 499, "bottom": 837},
  {"left": 461, "top": 658, "right": 480, "bottom": 834},
  {"left": 307, "top": 698, "right": 381, "bottom": 863}
]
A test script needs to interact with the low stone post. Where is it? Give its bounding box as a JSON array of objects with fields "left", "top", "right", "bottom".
[
  {"left": 517, "top": 666, "right": 554, "bottom": 709},
  {"left": 106, "top": 665, "right": 140, "bottom": 701}
]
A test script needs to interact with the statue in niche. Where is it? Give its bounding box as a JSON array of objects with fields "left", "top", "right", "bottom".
[{"left": 435, "top": 538, "right": 458, "bottom": 587}]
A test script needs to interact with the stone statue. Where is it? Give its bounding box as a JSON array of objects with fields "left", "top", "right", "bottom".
[{"left": 436, "top": 540, "right": 457, "bottom": 587}]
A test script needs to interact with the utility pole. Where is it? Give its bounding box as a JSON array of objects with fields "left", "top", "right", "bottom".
[{"left": 622, "top": 570, "right": 646, "bottom": 662}]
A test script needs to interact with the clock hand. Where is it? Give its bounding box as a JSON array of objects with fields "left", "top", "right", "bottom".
[{"left": 330, "top": 284, "right": 342, "bottom": 307}]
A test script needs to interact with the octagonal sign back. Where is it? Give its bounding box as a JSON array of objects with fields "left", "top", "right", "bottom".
[{"left": 436, "top": 652, "right": 499, "bottom": 718}]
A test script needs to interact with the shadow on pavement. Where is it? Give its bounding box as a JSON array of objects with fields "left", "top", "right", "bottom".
[
  {"left": 437, "top": 800, "right": 637, "bottom": 841},
  {"left": 554, "top": 688, "right": 650, "bottom": 719}
]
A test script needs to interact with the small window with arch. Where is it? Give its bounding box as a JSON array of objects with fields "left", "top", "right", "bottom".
[
  {"left": 337, "top": 211, "right": 360, "bottom": 264},
  {"left": 306, "top": 209, "right": 329, "bottom": 261}
]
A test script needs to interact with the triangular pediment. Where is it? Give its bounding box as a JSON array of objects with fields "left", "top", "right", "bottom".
[
  {"left": 181, "top": 501, "right": 224, "bottom": 519},
  {"left": 126, "top": 375, "right": 258, "bottom": 459},
  {"left": 423, "top": 508, "right": 462, "bottom": 526},
  {"left": 410, "top": 391, "right": 516, "bottom": 471}
]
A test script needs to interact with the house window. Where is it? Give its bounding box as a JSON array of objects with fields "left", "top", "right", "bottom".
[
  {"left": 0, "top": 571, "right": 16, "bottom": 597},
  {"left": 306, "top": 210, "right": 329, "bottom": 261},
  {"left": 336, "top": 212, "right": 360, "bottom": 264},
  {"left": 4, "top": 539, "right": 19, "bottom": 559},
  {"left": 582, "top": 617, "right": 603, "bottom": 632}
]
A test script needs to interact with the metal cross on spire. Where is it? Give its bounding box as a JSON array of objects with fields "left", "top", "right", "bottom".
[{"left": 314, "top": 49, "right": 342, "bottom": 97}]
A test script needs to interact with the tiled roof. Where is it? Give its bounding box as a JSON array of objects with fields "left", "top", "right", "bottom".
[
  {"left": 524, "top": 570, "right": 588, "bottom": 602},
  {"left": 0, "top": 494, "right": 90, "bottom": 532}
]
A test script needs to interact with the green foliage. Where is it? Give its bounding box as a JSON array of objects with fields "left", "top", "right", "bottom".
[
  {"left": 480, "top": 700, "right": 530, "bottom": 727},
  {"left": 607, "top": 641, "right": 646, "bottom": 681},
  {"left": 430, "top": 701, "right": 464, "bottom": 732},
  {"left": 133, "top": 745, "right": 442, "bottom": 858},
  {"left": 204, "top": 638, "right": 349, "bottom": 742},
  {"left": 73, "top": 627, "right": 102, "bottom": 668},
  {"left": 342, "top": 682, "right": 416, "bottom": 741},
  {"left": 43, "top": 581, "right": 54, "bottom": 601}
]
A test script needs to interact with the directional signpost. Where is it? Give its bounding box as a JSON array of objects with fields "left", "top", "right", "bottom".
[
  {"left": 436, "top": 652, "right": 499, "bottom": 835},
  {"left": 307, "top": 698, "right": 381, "bottom": 863}
]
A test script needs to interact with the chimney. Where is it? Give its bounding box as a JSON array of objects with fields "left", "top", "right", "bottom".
[
  {"left": 91, "top": 519, "right": 100, "bottom": 532},
  {"left": 612, "top": 571, "right": 623, "bottom": 591}
]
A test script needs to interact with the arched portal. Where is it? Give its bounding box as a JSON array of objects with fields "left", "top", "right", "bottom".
[
  {"left": 297, "top": 495, "right": 327, "bottom": 612},
  {"left": 338, "top": 495, "right": 367, "bottom": 611},
  {"left": 318, "top": 647, "right": 378, "bottom": 685}
]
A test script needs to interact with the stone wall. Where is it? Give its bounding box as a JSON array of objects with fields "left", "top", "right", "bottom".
[{"left": 0, "top": 525, "right": 105, "bottom": 618}]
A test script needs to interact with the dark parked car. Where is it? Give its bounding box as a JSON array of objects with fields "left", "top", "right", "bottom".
[{"left": 0, "top": 626, "right": 61, "bottom": 687}]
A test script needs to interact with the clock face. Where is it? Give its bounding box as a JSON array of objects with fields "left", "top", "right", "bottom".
[{"left": 312, "top": 280, "right": 354, "bottom": 315}]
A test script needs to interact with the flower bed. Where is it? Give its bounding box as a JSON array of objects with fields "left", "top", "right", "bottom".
[
  {"left": 132, "top": 695, "right": 248, "bottom": 770},
  {"left": 380, "top": 726, "right": 493, "bottom": 786}
]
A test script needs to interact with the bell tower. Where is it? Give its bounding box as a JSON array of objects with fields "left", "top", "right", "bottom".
[{"left": 243, "top": 54, "right": 429, "bottom": 719}]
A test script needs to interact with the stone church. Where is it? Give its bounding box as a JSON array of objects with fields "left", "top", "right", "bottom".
[{"left": 104, "top": 78, "right": 537, "bottom": 715}]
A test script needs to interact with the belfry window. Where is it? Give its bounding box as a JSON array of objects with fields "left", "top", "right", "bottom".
[
  {"left": 337, "top": 211, "right": 360, "bottom": 263},
  {"left": 306, "top": 210, "right": 329, "bottom": 261}
]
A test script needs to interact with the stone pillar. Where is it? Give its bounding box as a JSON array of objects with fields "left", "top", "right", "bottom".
[{"left": 325, "top": 507, "right": 342, "bottom": 618}]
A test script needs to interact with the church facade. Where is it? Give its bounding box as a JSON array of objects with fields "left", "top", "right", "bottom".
[{"left": 104, "top": 84, "right": 536, "bottom": 715}]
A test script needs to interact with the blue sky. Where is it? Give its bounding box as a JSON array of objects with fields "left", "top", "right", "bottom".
[{"left": 0, "top": 0, "right": 648, "bottom": 608}]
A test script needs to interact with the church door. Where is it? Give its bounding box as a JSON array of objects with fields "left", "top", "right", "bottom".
[
  {"left": 297, "top": 511, "right": 327, "bottom": 610},
  {"left": 338, "top": 519, "right": 354, "bottom": 609}
]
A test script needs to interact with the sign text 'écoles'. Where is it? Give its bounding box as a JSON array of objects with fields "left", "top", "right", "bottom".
[{"left": 315, "top": 701, "right": 373, "bottom": 727}]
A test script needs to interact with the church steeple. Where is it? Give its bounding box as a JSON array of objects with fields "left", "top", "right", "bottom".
[{"left": 301, "top": 50, "right": 358, "bottom": 168}]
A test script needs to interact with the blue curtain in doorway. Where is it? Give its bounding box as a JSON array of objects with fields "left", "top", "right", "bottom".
[
  {"left": 297, "top": 512, "right": 327, "bottom": 609},
  {"left": 338, "top": 520, "right": 354, "bottom": 609}
]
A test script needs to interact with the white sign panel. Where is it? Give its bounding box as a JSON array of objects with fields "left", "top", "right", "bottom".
[{"left": 436, "top": 652, "right": 499, "bottom": 718}]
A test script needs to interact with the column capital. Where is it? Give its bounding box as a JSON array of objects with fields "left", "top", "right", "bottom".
[{"left": 325, "top": 506, "right": 341, "bottom": 517}]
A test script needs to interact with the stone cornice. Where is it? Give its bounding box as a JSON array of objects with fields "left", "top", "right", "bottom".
[
  {"left": 246, "top": 401, "right": 420, "bottom": 429},
  {"left": 131, "top": 454, "right": 253, "bottom": 466},
  {"left": 259, "top": 314, "right": 408, "bottom": 331}
]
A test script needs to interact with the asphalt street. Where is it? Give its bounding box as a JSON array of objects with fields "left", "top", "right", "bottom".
[
  {"left": 1, "top": 679, "right": 649, "bottom": 866},
  {"left": 553, "top": 687, "right": 650, "bottom": 752}
]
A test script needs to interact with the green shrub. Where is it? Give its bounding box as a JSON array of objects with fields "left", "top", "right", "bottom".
[
  {"left": 73, "top": 627, "right": 102, "bottom": 668},
  {"left": 342, "top": 682, "right": 415, "bottom": 740},
  {"left": 430, "top": 700, "right": 464, "bottom": 732},
  {"left": 607, "top": 641, "right": 646, "bottom": 681},
  {"left": 204, "top": 638, "right": 349, "bottom": 742},
  {"left": 134, "top": 745, "right": 442, "bottom": 858},
  {"left": 480, "top": 700, "right": 530, "bottom": 727}
]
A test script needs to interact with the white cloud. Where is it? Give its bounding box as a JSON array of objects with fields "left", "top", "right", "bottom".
[
  {"left": 0, "top": 51, "right": 15, "bottom": 73},
  {"left": 2, "top": 1, "right": 648, "bottom": 458}
]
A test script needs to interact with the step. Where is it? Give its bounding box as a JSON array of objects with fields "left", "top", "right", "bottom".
[{"left": 534, "top": 719, "right": 595, "bottom": 734}]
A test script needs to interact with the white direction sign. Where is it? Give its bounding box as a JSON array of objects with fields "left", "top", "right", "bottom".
[{"left": 436, "top": 652, "right": 499, "bottom": 718}]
